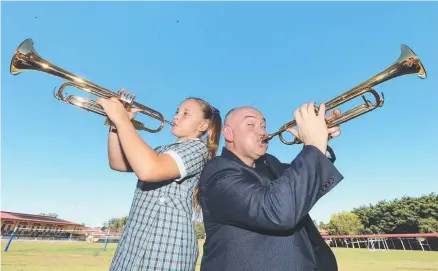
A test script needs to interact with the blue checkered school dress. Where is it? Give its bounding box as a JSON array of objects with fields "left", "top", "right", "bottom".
[{"left": 109, "top": 138, "right": 208, "bottom": 271}]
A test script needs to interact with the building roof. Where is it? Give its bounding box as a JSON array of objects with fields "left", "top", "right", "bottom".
[{"left": 1, "top": 211, "right": 84, "bottom": 226}]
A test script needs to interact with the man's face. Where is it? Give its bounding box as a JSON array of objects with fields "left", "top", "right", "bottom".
[{"left": 224, "top": 107, "right": 268, "bottom": 161}]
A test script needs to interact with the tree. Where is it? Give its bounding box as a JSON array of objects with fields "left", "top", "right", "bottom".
[
  {"left": 319, "top": 221, "right": 329, "bottom": 231},
  {"left": 352, "top": 193, "right": 438, "bottom": 234},
  {"left": 418, "top": 217, "right": 438, "bottom": 233},
  {"left": 119, "top": 216, "right": 128, "bottom": 228},
  {"left": 102, "top": 216, "right": 128, "bottom": 232},
  {"left": 327, "top": 212, "right": 363, "bottom": 235}
]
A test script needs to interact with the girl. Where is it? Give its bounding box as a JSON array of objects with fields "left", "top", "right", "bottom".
[{"left": 97, "top": 91, "right": 222, "bottom": 271}]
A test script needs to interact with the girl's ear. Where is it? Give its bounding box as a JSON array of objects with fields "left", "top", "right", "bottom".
[{"left": 197, "top": 121, "right": 209, "bottom": 133}]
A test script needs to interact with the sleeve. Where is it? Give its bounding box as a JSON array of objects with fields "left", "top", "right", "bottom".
[
  {"left": 200, "top": 145, "right": 344, "bottom": 232},
  {"left": 325, "top": 145, "right": 336, "bottom": 163},
  {"left": 163, "top": 140, "right": 208, "bottom": 181},
  {"left": 282, "top": 145, "right": 336, "bottom": 166}
]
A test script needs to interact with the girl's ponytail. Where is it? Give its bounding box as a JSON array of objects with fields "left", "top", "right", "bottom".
[
  {"left": 205, "top": 109, "right": 222, "bottom": 159},
  {"left": 186, "top": 98, "right": 222, "bottom": 216}
]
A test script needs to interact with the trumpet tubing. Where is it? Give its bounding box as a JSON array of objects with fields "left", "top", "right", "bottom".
[
  {"left": 10, "top": 38, "right": 171, "bottom": 133},
  {"left": 262, "top": 44, "right": 427, "bottom": 145}
]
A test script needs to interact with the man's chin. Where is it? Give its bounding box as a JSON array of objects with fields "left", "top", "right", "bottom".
[{"left": 256, "top": 145, "right": 268, "bottom": 156}]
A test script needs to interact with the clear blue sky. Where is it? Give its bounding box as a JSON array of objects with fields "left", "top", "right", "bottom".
[{"left": 2, "top": 2, "right": 437, "bottom": 227}]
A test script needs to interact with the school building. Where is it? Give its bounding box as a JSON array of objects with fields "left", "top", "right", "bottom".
[{"left": 1, "top": 210, "right": 88, "bottom": 241}]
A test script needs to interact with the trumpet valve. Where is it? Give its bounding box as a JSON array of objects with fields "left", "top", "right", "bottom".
[{"left": 119, "top": 91, "right": 136, "bottom": 107}]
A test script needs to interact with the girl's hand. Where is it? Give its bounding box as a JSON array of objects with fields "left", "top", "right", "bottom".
[
  {"left": 117, "top": 88, "right": 144, "bottom": 121},
  {"left": 97, "top": 97, "right": 131, "bottom": 127}
]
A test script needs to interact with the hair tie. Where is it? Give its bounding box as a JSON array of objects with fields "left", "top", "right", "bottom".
[{"left": 211, "top": 106, "right": 220, "bottom": 116}]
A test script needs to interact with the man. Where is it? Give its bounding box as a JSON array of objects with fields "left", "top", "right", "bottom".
[{"left": 198, "top": 102, "right": 344, "bottom": 271}]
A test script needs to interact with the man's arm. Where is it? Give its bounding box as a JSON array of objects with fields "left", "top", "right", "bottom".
[
  {"left": 200, "top": 145, "right": 343, "bottom": 232},
  {"left": 274, "top": 145, "right": 336, "bottom": 170}
]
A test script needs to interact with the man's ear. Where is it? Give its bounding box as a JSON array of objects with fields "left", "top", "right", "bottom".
[
  {"left": 198, "top": 121, "right": 209, "bottom": 133},
  {"left": 223, "top": 125, "right": 233, "bottom": 142}
]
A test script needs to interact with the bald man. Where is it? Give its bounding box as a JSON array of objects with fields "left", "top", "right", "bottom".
[{"left": 198, "top": 103, "right": 344, "bottom": 271}]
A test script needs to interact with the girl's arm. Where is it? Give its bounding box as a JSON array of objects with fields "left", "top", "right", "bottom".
[
  {"left": 107, "top": 127, "right": 133, "bottom": 172},
  {"left": 115, "top": 120, "right": 182, "bottom": 182}
]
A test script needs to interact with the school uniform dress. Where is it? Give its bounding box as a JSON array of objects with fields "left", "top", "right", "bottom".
[{"left": 109, "top": 138, "right": 208, "bottom": 271}]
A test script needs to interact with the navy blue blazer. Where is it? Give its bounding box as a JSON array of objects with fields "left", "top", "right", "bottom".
[{"left": 199, "top": 145, "right": 344, "bottom": 271}]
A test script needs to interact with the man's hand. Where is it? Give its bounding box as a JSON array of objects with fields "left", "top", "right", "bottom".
[
  {"left": 288, "top": 102, "right": 329, "bottom": 154},
  {"left": 326, "top": 109, "right": 342, "bottom": 141}
]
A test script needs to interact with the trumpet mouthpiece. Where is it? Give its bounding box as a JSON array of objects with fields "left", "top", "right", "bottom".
[{"left": 260, "top": 135, "right": 271, "bottom": 143}]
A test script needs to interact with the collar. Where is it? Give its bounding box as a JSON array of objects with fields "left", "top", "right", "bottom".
[
  {"left": 177, "top": 137, "right": 201, "bottom": 143},
  {"left": 220, "top": 147, "right": 267, "bottom": 166}
]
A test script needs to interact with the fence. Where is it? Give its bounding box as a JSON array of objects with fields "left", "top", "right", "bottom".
[
  {"left": 3, "top": 227, "right": 438, "bottom": 253},
  {"left": 2, "top": 227, "right": 123, "bottom": 252},
  {"left": 323, "top": 233, "right": 438, "bottom": 251}
]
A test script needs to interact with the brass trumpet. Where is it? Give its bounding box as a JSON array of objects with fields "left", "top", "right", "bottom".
[
  {"left": 10, "top": 38, "right": 172, "bottom": 133},
  {"left": 262, "top": 44, "right": 427, "bottom": 145}
]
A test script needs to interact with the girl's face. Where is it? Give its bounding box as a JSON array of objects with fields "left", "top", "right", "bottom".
[{"left": 171, "top": 99, "right": 209, "bottom": 139}]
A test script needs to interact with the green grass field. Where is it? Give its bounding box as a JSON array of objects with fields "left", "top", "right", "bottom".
[{"left": 1, "top": 240, "right": 437, "bottom": 271}]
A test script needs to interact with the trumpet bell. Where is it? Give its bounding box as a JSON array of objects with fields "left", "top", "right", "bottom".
[
  {"left": 398, "top": 44, "right": 427, "bottom": 79},
  {"left": 10, "top": 38, "right": 39, "bottom": 75}
]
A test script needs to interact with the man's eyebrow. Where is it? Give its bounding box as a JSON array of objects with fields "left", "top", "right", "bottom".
[{"left": 243, "top": 115, "right": 266, "bottom": 122}]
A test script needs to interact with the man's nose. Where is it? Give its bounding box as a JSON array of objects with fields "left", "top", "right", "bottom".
[{"left": 257, "top": 127, "right": 267, "bottom": 136}]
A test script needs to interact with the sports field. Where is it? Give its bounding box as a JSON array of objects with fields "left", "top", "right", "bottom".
[{"left": 1, "top": 240, "right": 437, "bottom": 271}]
